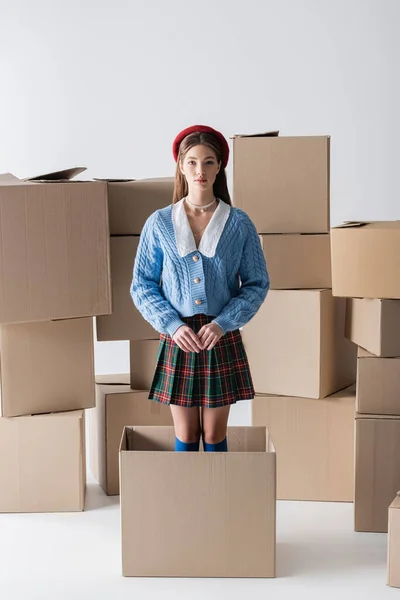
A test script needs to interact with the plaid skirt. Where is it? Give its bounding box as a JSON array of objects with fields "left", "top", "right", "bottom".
[{"left": 148, "top": 314, "right": 255, "bottom": 408}]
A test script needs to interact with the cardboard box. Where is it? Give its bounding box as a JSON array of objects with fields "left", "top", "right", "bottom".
[
  {"left": 96, "top": 237, "right": 159, "bottom": 341},
  {"left": 0, "top": 410, "right": 86, "bottom": 513},
  {"left": 0, "top": 171, "right": 111, "bottom": 324},
  {"left": 233, "top": 133, "right": 330, "bottom": 233},
  {"left": 356, "top": 348, "right": 400, "bottom": 415},
  {"left": 331, "top": 221, "right": 400, "bottom": 299},
  {"left": 106, "top": 178, "right": 174, "bottom": 235},
  {"left": 0, "top": 318, "right": 95, "bottom": 417},
  {"left": 260, "top": 233, "right": 331, "bottom": 289},
  {"left": 119, "top": 425, "right": 276, "bottom": 578},
  {"left": 242, "top": 289, "right": 357, "bottom": 398},
  {"left": 345, "top": 298, "right": 400, "bottom": 357},
  {"left": 355, "top": 413, "right": 400, "bottom": 532},
  {"left": 252, "top": 386, "right": 355, "bottom": 501},
  {"left": 388, "top": 492, "right": 400, "bottom": 588},
  {"left": 130, "top": 340, "right": 159, "bottom": 389},
  {"left": 89, "top": 381, "right": 172, "bottom": 495}
]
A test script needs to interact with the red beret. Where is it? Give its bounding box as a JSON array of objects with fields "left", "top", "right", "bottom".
[{"left": 172, "top": 124, "right": 230, "bottom": 168}]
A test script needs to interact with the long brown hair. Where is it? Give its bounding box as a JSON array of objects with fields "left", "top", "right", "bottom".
[{"left": 172, "top": 131, "right": 232, "bottom": 205}]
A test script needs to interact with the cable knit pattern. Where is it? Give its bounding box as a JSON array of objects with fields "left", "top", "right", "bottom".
[{"left": 130, "top": 202, "right": 269, "bottom": 337}]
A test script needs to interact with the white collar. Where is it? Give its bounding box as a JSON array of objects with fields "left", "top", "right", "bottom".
[{"left": 172, "top": 198, "right": 231, "bottom": 258}]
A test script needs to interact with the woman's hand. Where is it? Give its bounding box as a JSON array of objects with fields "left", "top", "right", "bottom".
[
  {"left": 197, "top": 322, "right": 224, "bottom": 351},
  {"left": 172, "top": 325, "right": 202, "bottom": 353}
]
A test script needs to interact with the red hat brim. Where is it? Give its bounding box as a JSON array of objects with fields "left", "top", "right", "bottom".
[{"left": 172, "top": 125, "right": 230, "bottom": 168}]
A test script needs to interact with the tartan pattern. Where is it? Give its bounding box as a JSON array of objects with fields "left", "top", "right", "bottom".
[{"left": 149, "top": 314, "right": 255, "bottom": 408}]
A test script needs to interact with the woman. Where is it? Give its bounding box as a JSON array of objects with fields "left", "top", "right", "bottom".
[{"left": 131, "top": 124, "right": 269, "bottom": 452}]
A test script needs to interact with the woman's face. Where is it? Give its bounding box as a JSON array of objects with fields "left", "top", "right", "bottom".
[{"left": 180, "top": 144, "right": 220, "bottom": 194}]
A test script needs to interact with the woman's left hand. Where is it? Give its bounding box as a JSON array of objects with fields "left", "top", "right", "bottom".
[{"left": 197, "top": 322, "right": 224, "bottom": 351}]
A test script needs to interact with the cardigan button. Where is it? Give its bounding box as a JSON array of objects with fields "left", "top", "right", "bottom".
[
  {"left": 192, "top": 255, "right": 199, "bottom": 262},
  {"left": 195, "top": 299, "right": 202, "bottom": 305},
  {"left": 194, "top": 277, "right": 200, "bottom": 284}
]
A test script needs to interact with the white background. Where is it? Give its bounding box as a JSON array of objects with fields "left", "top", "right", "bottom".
[
  {"left": 1, "top": 0, "right": 399, "bottom": 382},
  {"left": 0, "top": 1, "right": 399, "bottom": 598}
]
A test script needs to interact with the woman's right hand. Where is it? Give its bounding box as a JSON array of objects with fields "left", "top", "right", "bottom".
[{"left": 172, "top": 325, "right": 202, "bottom": 353}]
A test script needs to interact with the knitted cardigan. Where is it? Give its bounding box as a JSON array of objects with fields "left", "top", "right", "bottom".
[{"left": 131, "top": 198, "right": 269, "bottom": 336}]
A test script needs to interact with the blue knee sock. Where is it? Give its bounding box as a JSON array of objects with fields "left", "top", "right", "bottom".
[
  {"left": 175, "top": 437, "right": 200, "bottom": 452},
  {"left": 203, "top": 438, "right": 228, "bottom": 452}
]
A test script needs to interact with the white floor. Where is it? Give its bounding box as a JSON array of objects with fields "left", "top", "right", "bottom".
[
  {"left": 0, "top": 401, "right": 397, "bottom": 599},
  {"left": 0, "top": 472, "right": 397, "bottom": 600}
]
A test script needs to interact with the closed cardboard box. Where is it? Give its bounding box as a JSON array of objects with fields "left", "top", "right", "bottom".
[
  {"left": 130, "top": 340, "right": 159, "bottom": 389},
  {"left": 233, "top": 133, "right": 330, "bottom": 233},
  {"left": 345, "top": 297, "right": 400, "bottom": 357},
  {"left": 252, "top": 386, "right": 355, "bottom": 501},
  {"left": 96, "top": 237, "right": 159, "bottom": 342},
  {"left": 107, "top": 178, "right": 174, "bottom": 235},
  {"left": 120, "top": 425, "right": 276, "bottom": 578},
  {"left": 89, "top": 381, "right": 172, "bottom": 495},
  {"left": 356, "top": 348, "right": 400, "bottom": 415},
  {"left": 355, "top": 414, "right": 400, "bottom": 532},
  {"left": 331, "top": 221, "right": 400, "bottom": 299},
  {"left": 388, "top": 493, "right": 400, "bottom": 588},
  {"left": 0, "top": 318, "right": 95, "bottom": 417},
  {"left": 242, "top": 289, "right": 357, "bottom": 399},
  {"left": 0, "top": 410, "right": 86, "bottom": 513},
  {"left": 0, "top": 173, "right": 111, "bottom": 324},
  {"left": 260, "top": 233, "right": 331, "bottom": 289}
]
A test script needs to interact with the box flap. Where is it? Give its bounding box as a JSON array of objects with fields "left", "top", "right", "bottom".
[
  {"left": 333, "top": 221, "right": 372, "bottom": 229},
  {"left": 0, "top": 173, "right": 22, "bottom": 185},
  {"left": 333, "top": 220, "right": 400, "bottom": 230},
  {"left": 231, "top": 130, "right": 279, "bottom": 139},
  {"left": 24, "top": 167, "right": 87, "bottom": 181},
  {"left": 94, "top": 178, "right": 136, "bottom": 183}
]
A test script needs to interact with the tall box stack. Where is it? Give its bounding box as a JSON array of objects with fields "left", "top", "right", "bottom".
[
  {"left": 233, "top": 132, "right": 357, "bottom": 502},
  {"left": 331, "top": 222, "right": 400, "bottom": 532},
  {"left": 96, "top": 178, "right": 173, "bottom": 342},
  {"left": 0, "top": 168, "right": 112, "bottom": 512},
  {"left": 89, "top": 374, "right": 173, "bottom": 496},
  {"left": 92, "top": 179, "right": 175, "bottom": 495}
]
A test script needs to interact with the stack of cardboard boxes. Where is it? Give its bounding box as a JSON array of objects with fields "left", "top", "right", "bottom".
[
  {"left": 331, "top": 224, "right": 400, "bottom": 531},
  {"left": 234, "top": 132, "right": 358, "bottom": 502},
  {"left": 91, "top": 178, "right": 174, "bottom": 496},
  {"left": 330, "top": 221, "right": 400, "bottom": 586},
  {"left": 0, "top": 168, "right": 112, "bottom": 513}
]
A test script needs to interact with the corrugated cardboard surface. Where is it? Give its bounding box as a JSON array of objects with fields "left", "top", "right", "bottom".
[
  {"left": 260, "top": 234, "right": 331, "bottom": 289},
  {"left": 331, "top": 221, "right": 400, "bottom": 298},
  {"left": 96, "top": 236, "right": 159, "bottom": 342},
  {"left": 252, "top": 386, "right": 355, "bottom": 501},
  {"left": 345, "top": 298, "right": 400, "bottom": 357},
  {"left": 89, "top": 383, "right": 172, "bottom": 495},
  {"left": 388, "top": 493, "right": 400, "bottom": 587},
  {"left": 130, "top": 340, "right": 159, "bottom": 389},
  {"left": 355, "top": 414, "right": 400, "bottom": 532},
  {"left": 107, "top": 178, "right": 174, "bottom": 234},
  {"left": 242, "top": 290, "right": 357, "bottom": 398},
  {"left": 0, "top": 410, "right": 85, "bottom": 513},
  {"left": 120, "top": 425, "right": 276, "bottom": 578},
  {"left": 356, "top": 349, "right": 400, "bottom": 415},
  {"left": 0, "top": 318, "right": 95, "bottom": 417},
  {"left": 0, "top": 177, "right": 111, "bottom": 324},
  {"left": 233, "top": 135, "right": 330, "bottom": 233}
]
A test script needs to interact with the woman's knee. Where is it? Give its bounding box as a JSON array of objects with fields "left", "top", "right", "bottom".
[
  {"left": 201, "top": 426, "right": 227, "bottom": 445},
  {"left": 176, "top": 428, "right": 201, "bottom": 444}
]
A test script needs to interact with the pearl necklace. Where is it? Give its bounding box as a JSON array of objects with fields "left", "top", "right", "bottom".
[{"left": 185, "top": 197, "right": 216, "bottom": 213}]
